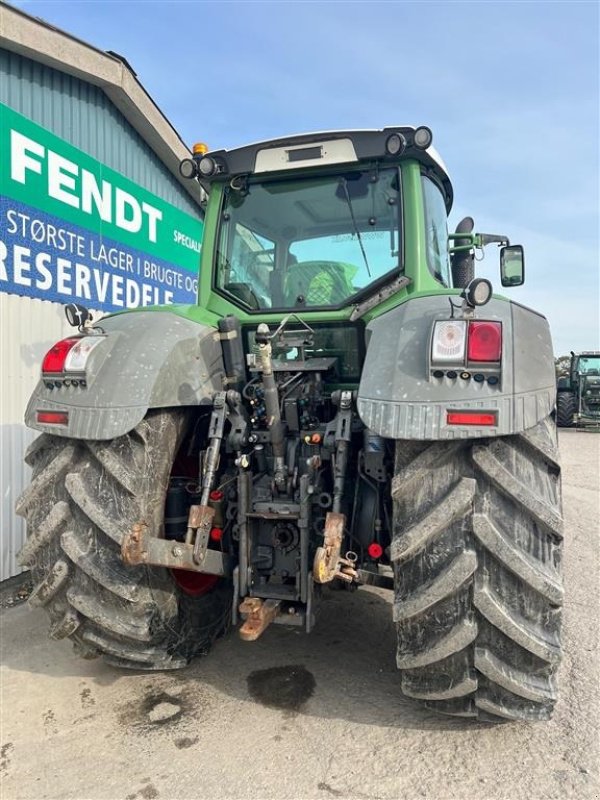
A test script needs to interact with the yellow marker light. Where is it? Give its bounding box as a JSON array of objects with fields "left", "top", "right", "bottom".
[{"left": 193, "top": 142, "right": 209, "bottom": 155}]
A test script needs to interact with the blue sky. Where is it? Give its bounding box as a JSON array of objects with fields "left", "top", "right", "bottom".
[{"left": 12, "top": 0, "right": 600, "bottom": 354}]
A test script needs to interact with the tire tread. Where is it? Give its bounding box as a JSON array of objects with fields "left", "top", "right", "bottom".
[
  {"left": 17, "top": 410, "right": 231, "bottom": 669},
  {"left": 392, "top": 417, "right": 563, "bottom": 722}
]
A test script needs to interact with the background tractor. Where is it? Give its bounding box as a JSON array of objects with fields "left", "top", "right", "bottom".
[
  {"left": 17, "top": 126, "right": 563, "bottom": 722},
  {"left": 556, "top": 351, "right": 600, "bottom": 428}
]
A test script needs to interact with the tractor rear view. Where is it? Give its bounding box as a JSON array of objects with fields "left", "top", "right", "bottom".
[
  {"left": 557, "top": 351, "right": 600, "bottom": 428},
  {"left": 17, "top": 126, "right": 563, "bottom": 722}
]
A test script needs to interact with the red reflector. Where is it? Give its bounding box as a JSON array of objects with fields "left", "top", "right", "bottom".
[
  {"left": 209, "top": 527, "right": 223, "bottom": 542},
  {"left": 447, "top": 411, "right": 497, "bottom": 426},
  {"left": 37, "top": 411, "right": 69, "bottom": 425},
  {"left": 209, "top": 490, "right": 224, "bottom": 502},
  {"left": 41, "top": 338, "right": 80, "bottom": 373},
  {"left": 367, "top": 542, "right": 383, "bottom": 559},
  {"left": 467, "top": 321, "right": 502, "bottom": 362}
]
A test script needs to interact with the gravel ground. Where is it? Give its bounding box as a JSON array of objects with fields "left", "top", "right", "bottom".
[
  {"left": 0, "top": 575, "right": 33, "bottom": 610},
  {"left": 1, "top": 430, "right": 598, "bottom": 800}
]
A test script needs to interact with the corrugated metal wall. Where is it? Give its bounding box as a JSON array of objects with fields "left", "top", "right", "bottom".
[
  {"left": 0, "top": 49, "right": 200, "bottom": 580},
  {"left": 0, "top": 49, "right": 198, "bottom": 215},
  {"left": 0, "top": 295, "right": 79, "bottom": 580}
]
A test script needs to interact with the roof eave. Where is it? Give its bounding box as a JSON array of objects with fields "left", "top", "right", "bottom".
[{"left": 0, "top": 3, "right": 203, "bottom": 207}]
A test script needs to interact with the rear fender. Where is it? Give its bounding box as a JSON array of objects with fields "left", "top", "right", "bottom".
[
  {"left": 357, "top": 294, "right": 555, "bottom": 440},
  {"left": 25, "top": 311, "right": 223, "bottom": 440}
]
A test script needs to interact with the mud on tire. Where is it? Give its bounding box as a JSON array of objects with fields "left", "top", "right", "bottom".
[
  {"left": 16, "top": 410, "right": 232, "bottom": 669},
  {"left": 392, "top": 416, "right": 563, "bottom": 721}
]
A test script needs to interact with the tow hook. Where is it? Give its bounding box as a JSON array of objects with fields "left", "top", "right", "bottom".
[{"left": 238, "top": 598, "right": 281, "bottom": 641}]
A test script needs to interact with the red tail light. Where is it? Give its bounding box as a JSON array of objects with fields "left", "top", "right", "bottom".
[
  {"left": 467, "top": 321, "right": 502, "bottom": 362},
  {"left": 41, "top": 338, "right": 80, "bottom": 373},
  {"left": 37, "top": 411, "right": 69, "bottom": 425},
  {"left": 447, "top": 411, "right": 497, "bottom": 426},
  {"left": 41, "top": 336, "right": 104, "bottom": 375}
]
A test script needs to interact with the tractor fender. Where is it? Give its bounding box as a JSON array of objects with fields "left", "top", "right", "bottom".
[
  {"left": 25, "top": 311, "right": 224, "bottom": 440},
  {"left": 357, "top": 294, "right": 555, "bottom": 440}
]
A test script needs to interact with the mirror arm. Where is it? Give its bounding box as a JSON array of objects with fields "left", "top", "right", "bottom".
[
  {"left": 448, "top": 231, "right": 476, "bottom": 254},
  {"left": 449, "top": 232, "right": 511, "bottom": 253},
  {"left": 475, "top": 233, "right": 510, "bottom": 248}
]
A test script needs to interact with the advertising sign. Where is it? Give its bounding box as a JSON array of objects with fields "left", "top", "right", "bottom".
[{"left": 0, "top": 103, "right": 203, "bottom": 311}]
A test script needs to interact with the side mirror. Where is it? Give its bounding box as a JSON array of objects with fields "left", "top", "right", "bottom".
[{"left": 500, "top": 244, "right": 525, "bottom": 287}]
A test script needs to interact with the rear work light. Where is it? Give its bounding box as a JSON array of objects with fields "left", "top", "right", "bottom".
[
  {"left": 467, "top": 321, "right": 502, "bottom": 362},
  {"left": 42, "top": 336, "right": 104, "bottom": 375},
  {"left": 447, "top": 411, "right": 497, "bottom": 426}
]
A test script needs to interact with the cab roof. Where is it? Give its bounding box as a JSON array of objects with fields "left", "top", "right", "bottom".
[{"left": 199, "top": 127, "right": 453, "bottom": 211}]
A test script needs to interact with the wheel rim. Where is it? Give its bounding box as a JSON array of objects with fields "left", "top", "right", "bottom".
[{"left": 171, "top": 569, "right": 219, "bottom": 596}]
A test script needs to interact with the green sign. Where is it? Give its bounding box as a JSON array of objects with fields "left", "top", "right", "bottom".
[{"left": 0, "top": 102, "right": 203, "bottom": 309}]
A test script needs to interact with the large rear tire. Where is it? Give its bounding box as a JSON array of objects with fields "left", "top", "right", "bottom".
[
  {"left": 391, "top": 416, "right": 563, "bottom": 721},
  {"left": 556, "top": 392, "right": 576, "bottom": 427},
  {"left": 16, "top": 409, "right": 232, "bottom": 669}
]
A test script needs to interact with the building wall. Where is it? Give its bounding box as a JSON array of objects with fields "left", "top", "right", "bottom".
[
  {"left": 0, "top": 49, "right": 199, "bottom": 215},
  {"left": 0, "top": 49, "right": 202, "bottom": 581},
  {"left": 1, "top": 294, "right": 74, "bottom": 580}
]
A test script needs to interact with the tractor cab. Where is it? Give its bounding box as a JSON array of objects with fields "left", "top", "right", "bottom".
[
  {"left": 557, "top": 351, "right": 600, "bottom": 426},
  {"left": 181, "top": 127, "right": 454, "bottom": 323},
  {"left": 572, "top": 352, "right": 600, "bottom": 379}
]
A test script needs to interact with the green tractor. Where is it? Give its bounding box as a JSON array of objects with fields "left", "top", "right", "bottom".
[
  {"left": 17, "top": 126, "right": 563, "bottom": 722},
  {"left": 556, "top": 351, "right": 600, "bottom": 427}
]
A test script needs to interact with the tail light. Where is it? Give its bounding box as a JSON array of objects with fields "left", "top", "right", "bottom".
[
  {"left": 447, "top": 411, "right": 497, "bottom": 426},
  {"left": 467, "top": 321, "right": 502, "bottom": 362},
  {"left": 36, "top": 411, "right": 69, "bottom": 425},
  {"left": 42, "top": 336, "right": 104, "bottom": 375},
  {"left": 42, "top": 338, "right": 81, "bottom": 374},
  {"left": 431, "top": 321, "right": 467, "bottom": 363},
  {"left": 432, "top": 319, "right": 502, "bottom": 365}
]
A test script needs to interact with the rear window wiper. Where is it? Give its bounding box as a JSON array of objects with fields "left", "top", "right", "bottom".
[{"left": 339, "top": 177, "right": 372, "bottom": 278}]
